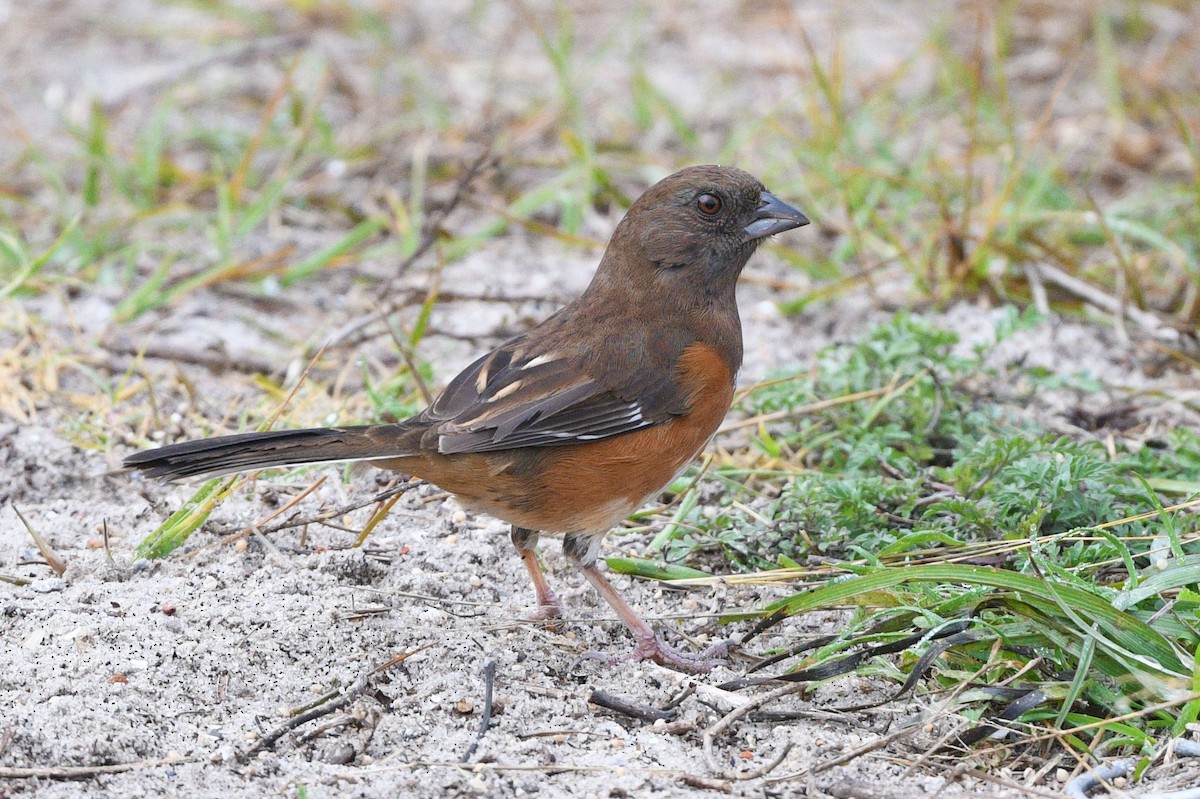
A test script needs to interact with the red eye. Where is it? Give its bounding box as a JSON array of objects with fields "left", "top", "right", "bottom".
[{"left": 696, "top": 193, "right": 721, "bottom": 215}]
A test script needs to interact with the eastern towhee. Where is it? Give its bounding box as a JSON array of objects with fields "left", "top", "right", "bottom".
[{"left": 125, "top": 165, "right": 810, "bottom": 672}]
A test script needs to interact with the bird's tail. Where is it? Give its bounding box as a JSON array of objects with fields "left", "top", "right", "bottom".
[{"left": 123, "top": 424, "right": 419, "bottom": 480}]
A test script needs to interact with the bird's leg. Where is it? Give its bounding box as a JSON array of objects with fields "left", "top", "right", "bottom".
[
  {"left": 562, "top": 533, "right": 731, "bottom": 674},
  {"left": 510, "top": 526, "right": 563, "bottom": 622}
]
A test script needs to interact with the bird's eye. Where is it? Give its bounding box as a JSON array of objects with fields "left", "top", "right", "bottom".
[{"left": 696, "top": 193, "right": 721, "bottom": 215}]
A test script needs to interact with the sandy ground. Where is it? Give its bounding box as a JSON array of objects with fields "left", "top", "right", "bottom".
[
  {"left": 9, "top": 266, "right": 1200, "bottom": 799},
  {"left": 3, "top": 1, "right": 1200, "bottom": 797}
]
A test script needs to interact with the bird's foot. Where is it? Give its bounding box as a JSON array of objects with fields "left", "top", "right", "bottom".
[
  {"left": 526, "top": 599, "right": 564, "bottom": 629},
  {"left": 591, "top": 633, "right": 733, "bottom": 674}
]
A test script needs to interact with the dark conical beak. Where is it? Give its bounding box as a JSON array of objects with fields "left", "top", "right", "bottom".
[{"left": 743, "top": 192, "right": 810, "bottom": 241}]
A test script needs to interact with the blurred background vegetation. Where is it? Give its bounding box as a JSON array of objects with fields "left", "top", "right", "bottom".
[{"left": 3, "top": 0, "right": 1200, "bottom": 783}]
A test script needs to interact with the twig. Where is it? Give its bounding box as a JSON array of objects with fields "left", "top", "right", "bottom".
[
  {"left": 588, "top": 690, "right": 678, "bottom": 723},
  {"left": 661, "top": 684, "right": 696, "bottom": 711},
  {"left": 811, "top": 720, "right": 923, "bottom": 776},
  {"left": 694, "top": 681, "right": 754, "bottom": 712},
  {"left": 11, "top": 503, "right": 65, "bottom": 576},
  {"left": 369, "top": 759, "right": 687, "bottom": 776},
  {"left": 329, "top": 150, "right": 494, "bottom": 348},
  {"left": 383, "top": 316, "right": 433, "bottom": 405},
  {"left": 1035, "top": 262, "right": 1177, "bottom": 339},
  {"left": 460, "top": 660, "right": 497, "bottom": 763},
  {"left": 680, "top": 773, "right": 733, "bottom": 793},
  {"left": 0, "top": 755, "right": 191, "bottom": 780},
  {"left": 101, "top": 339, "right": 279, "bottom": 375},
  {"left": 1024, "top": 263, "right": 1050, "bottom": 316},
  {"left": 196, "top": 480, "right": 420, "bottom": 553},
  {"left": 305, "top": 700, "right": 384, "bottom": 765},
  {"left": 101, "top": 35, "right": 309, "bottom": 111},
  {"left": 1060, "top": 739, "right": 1200, "bottom": 799},
  {"left": 240, "top": 644, "right": 432, "bottom": 761},
  {"left": 716, "top": 387, "right": 891, "bottom": 435},
  {"left": 1063, "top": 759, "right": 1130, "bottom": 799},
  {"left": 702, "top": 683, "right": 799, "bottom": 780}
]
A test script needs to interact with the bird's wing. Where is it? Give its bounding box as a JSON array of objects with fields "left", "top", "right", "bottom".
[{"left": 421, "top": 336, "right": 682, "bottom": 454}]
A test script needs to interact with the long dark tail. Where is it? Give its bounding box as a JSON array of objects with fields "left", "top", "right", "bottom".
[{"left": 123, "top": 425, "right": 418, "bottom": 480}]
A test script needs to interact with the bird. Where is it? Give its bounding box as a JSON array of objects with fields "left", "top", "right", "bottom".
[{"left": 124, "top": 164, "right": 810, "bottom": 672}]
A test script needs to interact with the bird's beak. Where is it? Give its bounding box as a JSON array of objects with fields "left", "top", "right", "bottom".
[{"left": 743, "top": 192, "right": 810, "bottom": 241}]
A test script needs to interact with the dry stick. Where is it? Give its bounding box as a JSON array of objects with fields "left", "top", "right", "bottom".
[
  {"left": 895, "top": 640, "right": 1006, "bottom": 781},
  {"left": 1036, "top": 262, "right": 1176, "bottom": 339},
  {"left": 383, "top": 315, "right": 433, "bottom": 406},
  {"left": 370, "top": 760, "right": 688, "bottom": 777},
  {"left": 0, "top": 755, "right": 192, "bottom": 780},
  {"left": 197, "top": 480, "right": 420, "bottom": 554},
  {"left": 959, "top": 769, "right": 1065, "bottom": 799},
  {"left": 768, "top": 654, "right": 1009, "bottom": 785},
  {"left": 679, "top": 773, "right": 734, "bottom": 793},
  {"left": 101, "top": 339, "right": 279, "bottom": 375},
  {"left": 101, "top": 35, "right": 308, "bottom": 111},
  {"left": 11, "top": 503, "right": 66, "bottom": 576},
  {"left": 172, "top": 338, "right": 335, "bottom": 548},
  {"left": 460, "top": 660, "right": 498, "bottom": 763},
  {"left": 240, "top": 644, "right": 434, "bottom": 762},
  {"left": 328, "top": 150, "right": 494, "bottom": 349},
  {"left": 588, "top": 690, "right": 678, "bottom": 723},
  {"left": 715, "top": 387, "right": 891, "bottom": 435},
  {"left": 973, "top": 692, "right": 1200, "bottom": 756},
  {"left": 702, "top": 683, "right": 800, "bottom": 780}
]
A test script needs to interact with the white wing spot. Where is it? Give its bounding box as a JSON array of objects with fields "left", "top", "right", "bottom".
[
  {"left": 488, "top": 380, "right": 523, "bottom": 401},
  {"left": 523, "top": 353, "right": 559, "bottom": 369}
]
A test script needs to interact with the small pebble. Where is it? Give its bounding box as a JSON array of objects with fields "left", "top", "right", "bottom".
[
  {"left": 1055, "top": 768, "right": 1069, "bottom": 782},
  {"left": 31, "top": 578, "right": 67, "bottom": 594}
]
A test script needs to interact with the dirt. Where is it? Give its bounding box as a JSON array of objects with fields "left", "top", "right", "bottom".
[{"left": 3, "top": 1, "right": 1199, "bottom": 797}]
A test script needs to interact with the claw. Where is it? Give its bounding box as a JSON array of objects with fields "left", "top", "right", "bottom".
[{"left": 588, "top": 634, "right": 733, "bottom": 674}]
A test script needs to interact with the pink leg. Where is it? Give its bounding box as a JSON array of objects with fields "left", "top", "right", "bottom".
[
  {"left": 566, "top": 533, "right": 730, "bottom": 674},
  {"left": 511, "top": 527, "right": 562, "bottom": 621}
]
